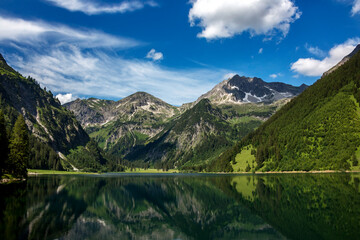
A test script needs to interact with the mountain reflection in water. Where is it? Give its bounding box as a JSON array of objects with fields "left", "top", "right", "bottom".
[{"left": 0, "top": 173, "right": 359, "bottom": 240}]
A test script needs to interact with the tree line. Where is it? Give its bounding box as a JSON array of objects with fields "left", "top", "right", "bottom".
[{"left": 0, "top": 111, "right": 29, "bottom": 179}]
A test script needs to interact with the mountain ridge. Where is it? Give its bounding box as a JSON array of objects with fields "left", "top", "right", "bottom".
[
  {"left": 0, "top": 53, "right": 121, "bottom": 172},
  {"left": 65, "top": 74, "right": 307, "bottom": 170},
  {"left": 323, "top": 44, "right": 360, "bottom": 77},
  {"left": 184, "top": 75, "right": 307, "bottom": 108},
  {"left": 214, "top": 44, "right": 360, "bottom": 172}
]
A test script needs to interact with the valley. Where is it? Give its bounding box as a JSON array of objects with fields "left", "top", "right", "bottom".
[
  {"left": 65, "top": 74, "right": 306, "bottom": 171},
  {"left": 1, "top": 44, "right": 360, "bottom": 174}
]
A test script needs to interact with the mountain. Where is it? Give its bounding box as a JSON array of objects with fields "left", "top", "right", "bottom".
[
  {"left": 65, "top": 92, "right": 180, "bottom": 157},
  {"left": 190, "top": 74, "right": 307, "bottom": 106},
  {"left": 215, "top": 44, "right": 360, "bottom": 172},
  {"left": 0, "top": 54, "right": 113, "bottom": 172},
  {"left": 66, "top": 75, "right": 306, "bottom": 170},
  {"left": 125, "top": 99, "right": 279, "bottom": 170},
  {"left": 0, "top": 54, "right": 89, "bottom": 151},
  {"left": 64, "top": 98, "right": 115, "bottom": 127}
]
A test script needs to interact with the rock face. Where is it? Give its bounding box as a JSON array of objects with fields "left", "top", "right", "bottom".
[
  {"left": 65, "top": 92, "right": 180, "bottom": 156},
  {"left": 193, "top": 75, "right": 307, "bottom": 106},
  {"left": 64, "top": 98, "right": 116, "bottom": 127},
  {"left": 65, "top": 92, "right": 179, "bottom": 128},
  {"left": 0, "top": 54, "right": 89, "bottom": 154}
]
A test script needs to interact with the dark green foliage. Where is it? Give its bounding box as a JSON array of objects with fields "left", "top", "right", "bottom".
[
  {"left": 353, "top": 154, "right": 358, "bottom": 166},
  {"left": 0, "top": 53, "right": 89, "bottom": 155},
  {"left": 28, "top": 137, "right": 63, "bottom": 170},
  {"left": 126, "top": 99, "right": 263, "bottom": 171},
  {"left": 0, "top": 110, "right": 8, "bottom": 176},
  {"left": 207, "top": 153, "right": 233, "bottom": 172},
  {"left": 0, "top": 54, "right": 110, "bottom": 172},
  {"left": 0, "top": 181, "right": 27, "bottom": 240},
  {"left": 8, "top": 115, "right": 29, "bottom": 178},
  {"left": 245, "top": 164, "right": 251, "bottom": 172},
  {"left": 216, "top": 48, "right": 360, "bottom": 172},
  {"left": 67, "top": 139, "right": 109, "bottom": 172},
  {"left": 226, "top": 174, "right": 360, "bottom": 240}
]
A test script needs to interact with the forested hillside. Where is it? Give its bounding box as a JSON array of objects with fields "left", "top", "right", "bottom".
[
  {"left": 0, "top": 54, "right": 121, "bottom": 174},
  {"left": 215, "top": 45, "right": 360, "bottom": 172},
  {"left": 125, "top": 99, "right": 277, "bottom": 171}
]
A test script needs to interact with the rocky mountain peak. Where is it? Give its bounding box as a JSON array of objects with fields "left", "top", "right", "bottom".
[
  {"left": 116, "top": 91, "right": 173, "bottom": 110},
  {"left": 194, "top": 74, "right": 307, "bottom": 105}
]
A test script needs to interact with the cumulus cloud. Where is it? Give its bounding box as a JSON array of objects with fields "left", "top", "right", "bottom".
[
  {"left": 269, "top": 73, "right": 283, "bottom": 79},
  {"left": 9, "top": 45, "right": 229, "bottom": 105},
  {"left": 291, "top": 38, "right": 360, "bottom": 77},
  {"left": 146, "top": 49, "right": 163, "bottom": 61},
  {"left": 45, "top": 0, "right": 157, "bottom": 15},
  {"left": 352, "top": 0, "right": 360, "bottom": 15},
  {"left": 56, "top": 93, "right": 76, "bottom": 104},
  {"left": 189, "top": 0, "right": 301, "bottom": 40},
  {"left": 0, "top": 16, "right": 139, "bottom": 48}
]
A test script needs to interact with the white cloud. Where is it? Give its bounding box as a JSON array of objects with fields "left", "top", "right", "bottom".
[
  {"left": 269, "top": 73, "right": 283, "bottom": 79},
  {"left": 352, "top": 0, "right": 360, "bottom": 15},
  {"left": 305, "top": 45, "right": 326, "bottom": 57},
  {"left": 9, "top": 45, "right": 228, "bottom": 105},
  {"left": 56, "top": 93, "right": 76, "bottom": 104},
  {"left": 189, "top": 0, "right": 301, "bottom": 40},
  {"left": 291, "top": 38, "right": 360, "bottom": 77},
  {"left": 45, "top": 0, "right": 157, "bottom": 15},
  {"left": 0, "top": 16, "right": 139, "bottom": 48},
  {"left": 258, "top": 48, "right": 263, "bottom": 54},
  {"left": 146, "top": 49, "right": 163, "bottom": 61}
]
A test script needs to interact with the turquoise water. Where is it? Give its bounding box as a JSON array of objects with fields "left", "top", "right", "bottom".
[{"left": 0, "top": 173, "right": 359, "bottom": 239}]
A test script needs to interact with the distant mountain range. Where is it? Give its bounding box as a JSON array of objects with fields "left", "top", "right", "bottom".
[
  {"left": 65, "top": 74, "right": 306, "bottom": 170},
  {"left": 4, "top": 43, "right": 358, "bottom": 172}
]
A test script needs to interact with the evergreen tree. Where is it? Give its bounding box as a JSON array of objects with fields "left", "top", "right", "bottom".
[
  {"left": 0, "top": 110, "right": 8, "bottom": 177},
  {"left": 353, "top": 154, "right": 358, "bottom": 167},
  {"left": 8, "top": 115, "right": 29, "bottom": 178}
]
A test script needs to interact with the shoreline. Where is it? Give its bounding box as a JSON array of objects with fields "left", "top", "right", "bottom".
[
  {"left": 26, "top": 169, "right": 360, "bottom": 176},
  {"left": 0, "top": 178, "right": 26, "bottom": 184}
]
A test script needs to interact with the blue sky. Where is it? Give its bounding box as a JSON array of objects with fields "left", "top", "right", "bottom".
[{"left": 0, "top": 0, "right": 359, "bottom": 105}]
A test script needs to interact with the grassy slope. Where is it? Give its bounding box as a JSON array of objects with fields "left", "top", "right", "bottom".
[
  {"left": 231, "top": 146, "right": 256, "bottom": 172},
  {"left": 28, "top": 168, "right": 178, "bottom": 174},
  {"left": 27, "top": 169, "right": 96, "bottom": 175}
]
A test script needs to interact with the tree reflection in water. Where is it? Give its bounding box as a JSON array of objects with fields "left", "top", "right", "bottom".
[{"left": 0, "top": 173, "right": 359, "bottom": 240}]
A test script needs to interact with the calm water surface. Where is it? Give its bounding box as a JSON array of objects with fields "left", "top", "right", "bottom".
[{"left": 0, "top": 173, "right": 359, "bottom": 240}]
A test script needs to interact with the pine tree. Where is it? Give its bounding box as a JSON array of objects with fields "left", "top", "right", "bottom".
[
  {"left": 8, "top": 115, "right": 29, "bottom": 178},
  {"left": 0, "top": 110, "right": 8, "bottom": 177},
  {"left": 353, "top": 154, "right": 358, "bottom": 167}
]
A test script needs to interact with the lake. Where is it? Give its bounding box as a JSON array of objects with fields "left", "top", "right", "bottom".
[{"left": 0, "top": 173, "right": 359, "bottom": 240}]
